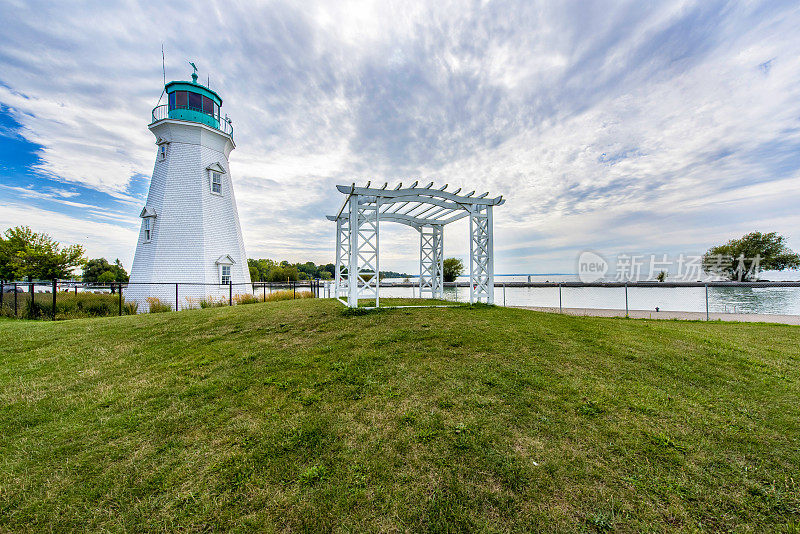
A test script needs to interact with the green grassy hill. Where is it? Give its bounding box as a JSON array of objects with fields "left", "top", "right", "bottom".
[{"left": 1, "top": 300, "right": 798, "bottom": 531}]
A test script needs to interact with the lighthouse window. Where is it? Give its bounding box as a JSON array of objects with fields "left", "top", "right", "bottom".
[
  {"left": 159, "top": 144, "right": 167, "bottom": 160},
  {"left": 211, "top": 171, "right": 222, "bottom": 194},
  {"left": 174, "top": 90, "right": 187, "bottom": 108},
  {"left": 143, "top": 217, "right": 152, "bottom": 241},
  {"left": 188, "top": 91, "right": 202, "bottom": 111},
  {"left": 202, "top": 96, "right": 216, "bottom": 117},
  {"left": 221, "top": 265, "right": 231, "bottom": 285},
  {"left": 168, "top": 92, "right": 176, "bottom": 110}
]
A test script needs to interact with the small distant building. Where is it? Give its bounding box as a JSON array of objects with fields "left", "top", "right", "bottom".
[{"left": 127, "top": 66, "right": 251, "bottom": 310}]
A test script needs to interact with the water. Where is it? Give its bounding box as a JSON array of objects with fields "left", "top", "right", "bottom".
[{"left": 377, "top": 273, "right": 800, "bottom": 315}]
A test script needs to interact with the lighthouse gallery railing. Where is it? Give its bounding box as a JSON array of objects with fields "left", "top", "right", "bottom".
[{"left": 150, "top": 104, "right": 234, "bottom": 138}]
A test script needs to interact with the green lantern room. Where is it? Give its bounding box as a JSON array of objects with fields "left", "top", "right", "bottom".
[{"left": 151, "top": 66, "right": 231, "bottom": 136}]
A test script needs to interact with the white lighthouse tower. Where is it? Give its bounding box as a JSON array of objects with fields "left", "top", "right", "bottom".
[{"left": 127, "top": 65, "right": 251, "bottom": 311}]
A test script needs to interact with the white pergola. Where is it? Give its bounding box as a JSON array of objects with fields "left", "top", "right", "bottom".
[{"left": 328, "top": 182, "right": 505, "bottom": 308}]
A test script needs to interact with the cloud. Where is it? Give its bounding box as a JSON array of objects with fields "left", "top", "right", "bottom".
[{"left": 1, "top": 0, "right": 799, "bottom": 273}]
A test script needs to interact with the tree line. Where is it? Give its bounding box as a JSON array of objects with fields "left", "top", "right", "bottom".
[{"left": 247, "top": 258, "right": 413, "bottom": 282}]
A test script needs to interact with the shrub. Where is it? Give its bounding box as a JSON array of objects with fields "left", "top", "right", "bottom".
[
  {"left": 146, "top": 297, "right": 172, "bottom": 313},
  {"left": 263, "top": 290, "right": 314, "bottom": 302},
  {"left": 6, "top": 291, "right": 137, "bottom": 320},
  {"left": 23, "top": 300, "right": 44, "bottom": 320},
  {"left": 190, "top": 296, "right": 227, "bottom": 308},
  {"left": 233, "top": 293, "right": 260, "bottom": 305},
  {"left": 443, "top": 258, "right": 464, "bottom": 283}
]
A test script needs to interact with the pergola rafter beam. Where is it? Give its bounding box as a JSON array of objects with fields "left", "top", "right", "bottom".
[{"left": 335, "top": 185, "right": 504, "bottom": 206}]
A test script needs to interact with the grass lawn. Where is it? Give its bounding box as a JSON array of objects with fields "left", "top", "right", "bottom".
[{"left": 1, "top": 299, "right": 798, "bottom": 531}]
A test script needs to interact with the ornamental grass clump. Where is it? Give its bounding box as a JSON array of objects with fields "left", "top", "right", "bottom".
[
  {"left": 146, "top": 297, "right": 172, "bottom": 313},
  {"left": 190, "top": 296, "right": 227, "bottom": 308},
  {"left": 263, "top": 289, "right": 314, "bottom": 302},
  {"left": 233, "top": 293, "right": 260, "bottom": 305}
]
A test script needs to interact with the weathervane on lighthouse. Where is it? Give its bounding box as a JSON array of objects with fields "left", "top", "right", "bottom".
[{"left": 126, "top": 63, "right": 251, "bottom": 311}]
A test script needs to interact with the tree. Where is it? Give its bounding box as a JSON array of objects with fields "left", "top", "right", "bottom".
[
  {"left": 97, "top": 271, "right": 117, "bottom": 284},
  {"left": 656, "top": 270, "right": 668, "bottom": 282},
  {"left": 0, "top": 226, "right": 85, "bottom": 281},
  {"left": 268, "top": 265, "right": 298, "bottom": 282},
  {"left": 702, "top": 232, "right": 800, "bottom": 281},
  {"left": 443, "top": 257, "right": 464, "bottom": 283},
  {"left": 83, "top": 258, "right": 129, "bottom": 283},
  {"left": 83, "top": 258, "right": 128, "bottom": 293},
  {"left": 248, "top": 258, "right": 261, "bottom": 281}
]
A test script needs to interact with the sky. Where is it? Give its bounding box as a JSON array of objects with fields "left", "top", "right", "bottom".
[{"left": 1, "top": 0, "right": 799, "bottom": 276}]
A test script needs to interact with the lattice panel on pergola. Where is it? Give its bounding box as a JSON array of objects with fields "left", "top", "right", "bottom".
[
  {"left": 328, "top": 181, "right": 504, "bottom": 308},
  {"left": 355, "top": 199, "right": 379, "bottom": 304},
  {"left": 419, "top": 225, "right": 443, "bottom": 299}
]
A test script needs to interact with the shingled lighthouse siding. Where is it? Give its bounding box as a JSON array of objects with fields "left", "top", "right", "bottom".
[{"left": 126, "top": 69, "right": 251, "bottom": 311}]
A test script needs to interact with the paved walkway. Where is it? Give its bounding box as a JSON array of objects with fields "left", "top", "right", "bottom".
[{"left": 511, "top": 306, "right": 800, "bottom": 325}]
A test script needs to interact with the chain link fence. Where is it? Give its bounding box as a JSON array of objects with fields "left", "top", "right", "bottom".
[{"left": 0, "top": 280, "right": 328, "bottom": 320}]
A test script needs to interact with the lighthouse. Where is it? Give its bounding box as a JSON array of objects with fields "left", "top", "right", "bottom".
[{"left": 127, "top": 65, "right": 251, "bottom": 311}]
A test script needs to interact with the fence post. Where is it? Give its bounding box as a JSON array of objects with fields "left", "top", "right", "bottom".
[
  {"left": 559, "top": 283, "right": 562, "bottom": 313},
  {"left": 1, "top": 281, "right": 3, "bottom": 310},
  {"left": 29, "top": 281, "right": 34, "bottom": 313},
  {"left": 119, "top": 283, "right": 123, "bottom": 316},
  {"left": 229, "top": 281, "right": 233, "bottom": 306},
  {"left": 624, "top": 283, "right": 629, "bottom": 317},
  {"left": 175, "top": 283, "right": 179, "bottom": 312},
  {"left": 14, "top": 283, "right": 18, "bottom": 316},
  {"left": 74, "top": 285, "right": 77, "bottom": 295},
  {"left": 705, "top": 283, "right": 709, "bottom": 321},
  {"left": 293, "top": 281, "right": 296, "bottom": 299},
  {"left": 52, "top": 279, "right": 57, "bottom": 320},
  {"left": 503, "top": 282, "right": 506, "bottom": 307},
  {"left": 263, "top": 281, "right": 266, "bottom": 302}
]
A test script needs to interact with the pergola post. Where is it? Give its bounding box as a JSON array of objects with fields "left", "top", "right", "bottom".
[
  {"left": 365, "top": 198, "right": 381, "bottom": 308},
  {"left": 348, "top": 195, "right": 359, "bottom": 307},
  {"left": 469, "top": 204, "right": 493, "bottom": 304},
  {"left": 419, "top": 225, "right": 443, "bottom": 300},
  {"left": 334, "top": 217, "right": 349, "bottom": 302},
  {"left": 435, "top": 225, "right": 444, "bottom": 299},
  {"left": 348, "top": 196, "right": 380, "bottom": 308},
  {"left": 469, "top": 210, "right": 475, "bottom": 304},
  {"left": 486, "top": 205, "right": 494, "bottom": 304}
]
